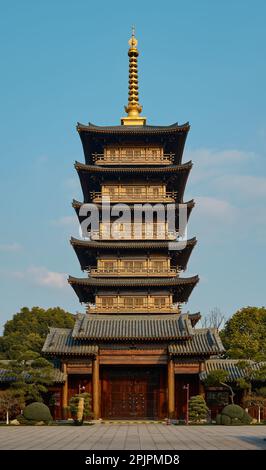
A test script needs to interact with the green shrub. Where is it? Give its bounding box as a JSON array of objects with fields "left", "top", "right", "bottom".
[
  {"left": 221, "top": 414, "right": 231, "bottom": 425},
  {"left": 231, "top": 418, "right": 242, "bottom": 425},
  {"left": 23, "top": 402, "right": 52, "bottom": 423},
  {"left": 257, "top": 387, "right": 266, "bottom": 398},
  {"left": 69, "top": 392, "right": 92, "bottom": 424},
  {"left": 69, "top": 395, "right": 80, "bottom": 419},
  {"left": 241, "top": 412, "right": 252, "bottom": 424},
  {"left": 189, "top": 395, "right": 209, "bottom": 423},
  {"left": 218, "top": 404, "right": 252, "bottom": 425},
  {"left": 216, "top": 414, "right": 221, "bottom": 425},
  {"left": 222, "top": 404, "right": 244, "bottom": 420},
  {"left": 17, "top": 415, "right": 39, "bottom": 425}
]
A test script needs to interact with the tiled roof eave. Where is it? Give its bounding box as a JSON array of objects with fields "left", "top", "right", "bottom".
[
  {"left": 70, "top": 236, "right": 197, "bottom": 250},
  {"left": 75, "top": 161, "right": 192, "bottom": 174},
  {"left": 75, "top": 335, "right": 192, "bottom": 342},
  {"left": 72, "top": 314, "right": 194, "bottom": 341},
  {"left": 41, "top": 327, "right": 99, "bottom": 356},
  {"left": 72, "top": 200, "right": 195, "bottom": 210},
  {"left": 68, "top": 275, "right": 199, "bottom": 287},
  {"left": 43, "top": 350, "right": 97, "bottom": 356},
  {"left": 200, "top": 359, "right": 266, "bottom": 382},
  {"left": 77, "top": 122, "right": 190, "bottom": 135},
  {"left": 168, "top": 328, "right": 225, "bottom": 356}
]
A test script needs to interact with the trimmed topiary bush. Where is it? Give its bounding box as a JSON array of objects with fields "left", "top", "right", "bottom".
[
  {"left": 222, "top": 404, "right": 244, "bottom": 420},
  {"left": 231, "top": 418, "right": 242, "bottom": 425},
  {"left": 216, "top": 404, "right": 252, "bottom": 425},
  {"left": 189, "top": 395, "right": 209, "bottom": 423},
  {"left": 69, "top": 392, "right": 92, "bottom": 425},
  {"left": 221, "top": 414, "right": 231, "bottom": 425},
  {"left": 23, "top": 402, "right": 52, "bottom": 423},
  {"left": 16, "top": 415, "right": 39, "bottom": 425},
  {"left": 242, "top": 412, "right": 252, "bottom": 424},
  {"left": 216, "top": 414, "right": 221, "bottom": 425}
]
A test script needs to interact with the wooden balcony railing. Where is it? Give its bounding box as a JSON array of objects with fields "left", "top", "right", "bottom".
[
  {"left": 90, "top": 267, "right": 179, "bottom": 277},
  {"left": 92, "top": 152, "right": 175, "bottom": 165},
  {"left": 88, "top": 304, "right": 180, "bottom": 314},
  {"left": 91, "top": 191, "right": 177, "bottom": 203},
  {"left": 90, "top": 224, "right": 177, "bottom": 240}
]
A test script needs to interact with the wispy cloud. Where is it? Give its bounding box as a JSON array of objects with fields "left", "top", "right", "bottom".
[
  {"left": 189, "top": 196, "right": 237, "bottom": 243},
  {"left": 215, "top": 175, "right": 266, "bottom": 199},
  {"left": 0, "top": 242, "right": 22, "bottom": 252},
  {"left": 195, "top": 196, "right": 236, "bottom": 219},
  {"left": 188, "top": 148, "right": 254, "bottom": 185},
  {"left": 187, "top": 148, "right": 253, "bottom": 166},
  {"left": 51, "top": 215, "right": 77, "bottom": 226},
  {"left": 13, "top": 267, "right": 68, "bottom": 289},
  {"left": 185, "top": 148, "right": 262, "bottom": 244}
]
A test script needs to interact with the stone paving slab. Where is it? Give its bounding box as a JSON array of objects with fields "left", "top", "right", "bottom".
[{"left": 0, "top": 424, "right": 266, "bottom": 450}]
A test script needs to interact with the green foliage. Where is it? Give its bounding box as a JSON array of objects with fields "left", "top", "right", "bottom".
[
  {"left": 23, "top": 402, "right": 52, "bottom": 423},
  {"left": 253, "top": 364, "right": 266, "bottom": 382},
  {"left": 188, "top": 395, "right": 209, "bottom": 423},
  {"left": 204, "top": 370, "right": 229, "bottom": 387},
  {"left": 0, "top": 354, "right": 53, "bottom": 403},
  {"left": 80, "top": 393, "right": 92, "bottom": 420},
  {"left": 218, "top": 404, "right": 252, "bottom": 425},
  {"left": 220, "top": 307, "right": 266, "bottom": 361},
  {"left": 234, "top": 361, "right": 266, "bottom": 392},
  {"left": 69, "top": 392, "right": 92, "bottom": 423},
  {"left": 222, "top": 404, "right": 244, "bottom": 419},
  {"left": 241, "top": 413, "right": 253, "bottom": 424},
  {"left": 0, "top": 307, "right": 75, "bottom": 359},
  {"left": 220, "top": 414, "right": 231, "bottom": 425},
  {"left": 69, "top": 396, "right": 80, "bottom": 418},
  {"left": 216, "top": 414, "right": 221, "bottom": 425},
  {"left": 16, "top": 414, "right": 39, "bottom": 425},
  {"left": 231, "top": 418, "right": 243, "bottom": 425},
  {"left": 257, "top": 387, "right": 266, "bottom": 398}
]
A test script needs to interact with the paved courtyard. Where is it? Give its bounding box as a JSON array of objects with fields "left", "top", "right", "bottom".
[{"left": 0, "top": 424, "right": 266, "bottom": 450}]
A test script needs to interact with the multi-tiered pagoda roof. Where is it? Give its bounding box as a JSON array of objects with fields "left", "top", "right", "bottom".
[{"left": 42, "top": 29, "right": 226, "bottom": 421}]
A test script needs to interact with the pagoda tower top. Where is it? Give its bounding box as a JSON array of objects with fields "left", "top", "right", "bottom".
[{"left": 121, "top": 27, "right": 146, "bottom": 126}]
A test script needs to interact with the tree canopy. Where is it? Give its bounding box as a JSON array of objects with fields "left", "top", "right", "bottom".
[
  {"left": 0, "top": 354, "right": 54, "bottom": 403},
  {"left": 220, "top": 306, "right": 266, "bottom": 361},
  {"left": 0, "top": 306, "right": 75, "bottom": 359}
]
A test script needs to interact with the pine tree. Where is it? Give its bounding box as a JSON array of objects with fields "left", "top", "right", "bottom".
[{"left": 188, "top": 395, "right": 209, "bottom": 423}]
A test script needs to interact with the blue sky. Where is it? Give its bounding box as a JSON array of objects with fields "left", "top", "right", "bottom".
[{"left": 0, "top": 0, "right": 265, "bottom": 329}]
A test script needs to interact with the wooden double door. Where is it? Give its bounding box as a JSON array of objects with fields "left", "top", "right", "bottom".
[{"left": 102, "top": 366, "right": 163, "bottom": 419}]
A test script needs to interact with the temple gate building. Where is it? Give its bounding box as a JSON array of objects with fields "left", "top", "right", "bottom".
[{"left": 42, "top": 31, "right": 225, "bottom": 420}]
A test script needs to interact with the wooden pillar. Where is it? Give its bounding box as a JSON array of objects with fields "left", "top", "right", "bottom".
[
  {"left": 199, "top": 361, "right": 205, "bottom": 397},
  {"left": 92, "top": 356, "right": 100, "bottom": 419},
  {"left": 168, "top": 358, "right": 175, "bottom": 419},
  {"left": 62, "top": 362, "right": 68, "bottom": 419}
]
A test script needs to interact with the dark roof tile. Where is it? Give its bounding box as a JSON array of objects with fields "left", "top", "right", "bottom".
[
  {"left": 77, "top": 122, "right": 190, "bottom": 135},
  {"left": 168, "top": 328, "right": 224, "bottom": 356},
  {"left": 200, "top": 359, "right": 266, "bottom": 382},
  {"left": 72, "top": 313, "right": 193, "bottom": 341},
  {"left": 42, "top": 328, "right": 98, "bottom": 356}
]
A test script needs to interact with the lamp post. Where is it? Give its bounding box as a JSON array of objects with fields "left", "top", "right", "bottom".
[
  {"left": 78, "top": 384, "right": 86, "bottom": 394},
  {"left": 183, "top": 384, "right": 189, "bottom": 425}
]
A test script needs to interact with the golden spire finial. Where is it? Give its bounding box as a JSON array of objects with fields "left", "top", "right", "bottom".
[{"left": 121, "top": 27, "right": 146, "bottom": 126}]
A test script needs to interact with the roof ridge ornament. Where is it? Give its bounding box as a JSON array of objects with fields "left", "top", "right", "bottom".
[{"left": 121, "top": 27, "right": 146, "bottom": 126}]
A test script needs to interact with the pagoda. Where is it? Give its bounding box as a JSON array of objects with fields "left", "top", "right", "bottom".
[{"left": 42, "top": 30, "right": 224, "bottom": 420}]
